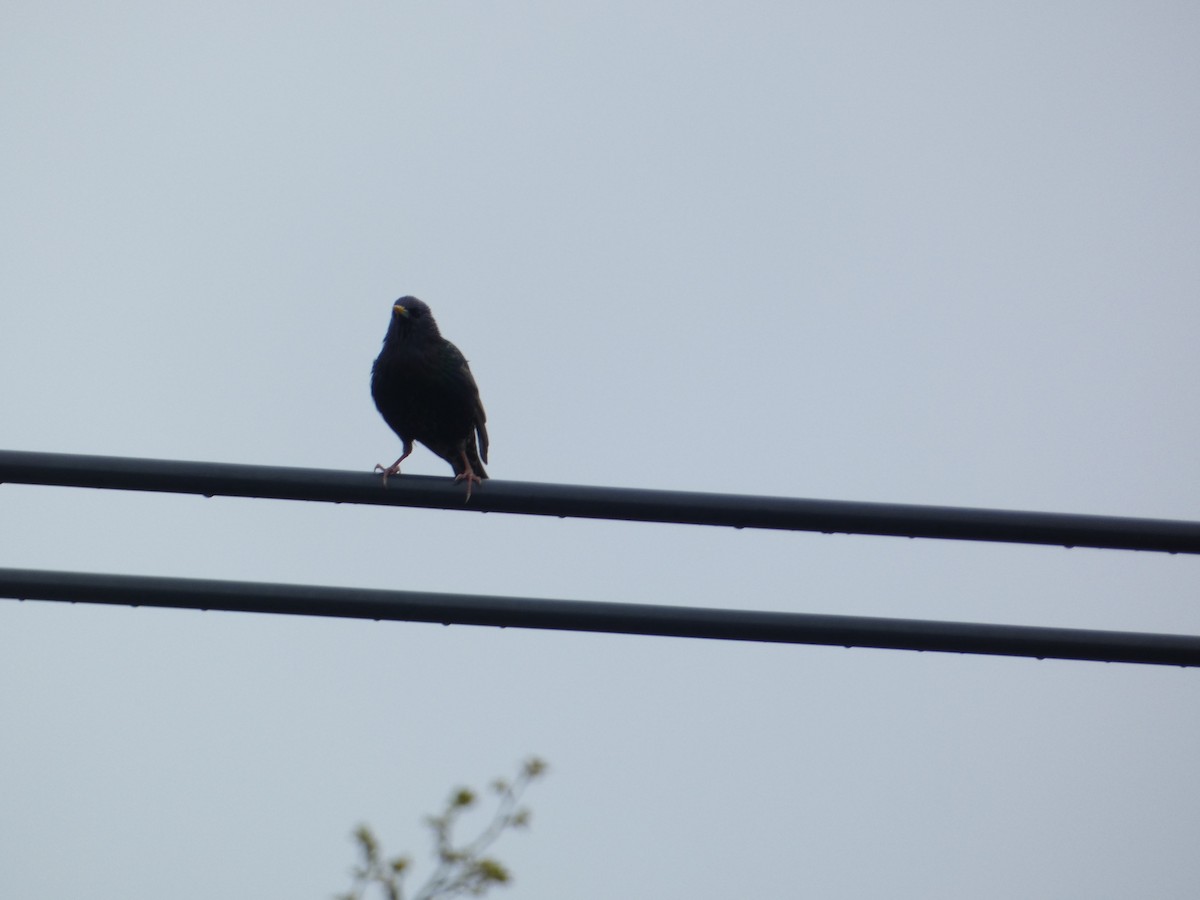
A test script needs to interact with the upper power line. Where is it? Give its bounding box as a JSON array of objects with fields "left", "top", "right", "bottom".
[{"left": 1, "top": 449, "right": 1198, "bottom": 554}]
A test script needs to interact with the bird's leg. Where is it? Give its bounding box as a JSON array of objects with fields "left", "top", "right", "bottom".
[
  {"left": 454, "top": 451, "right": 483, "bottom": 502},
  {"left": 374, "top": 442, "right": 413, "bottom": 487}
]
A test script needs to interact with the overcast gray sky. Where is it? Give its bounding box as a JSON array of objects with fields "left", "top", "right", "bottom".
[{"left": 2, "top": 2, "right": 1199, "bottom": 898}]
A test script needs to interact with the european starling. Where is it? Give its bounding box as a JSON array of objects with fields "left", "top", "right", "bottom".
[{"left": 371, "top": 297, "right": 489, "bottom": 497}]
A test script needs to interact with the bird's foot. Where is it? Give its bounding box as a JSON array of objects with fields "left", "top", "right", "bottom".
[
  {"left": 374, "top": 447, "right": 413, "bottom": 487},
  {"left": 374, "top": 462, "right": 403, "bottom": 487},
  {"left": 454, "top": 471, "right": 483, "bottom": 502}
]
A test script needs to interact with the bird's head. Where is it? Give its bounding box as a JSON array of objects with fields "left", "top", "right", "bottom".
[{"left": 386, "top": 296, "right": 441, "bottom": 341}]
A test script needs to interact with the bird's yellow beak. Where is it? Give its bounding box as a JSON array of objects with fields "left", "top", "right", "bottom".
[{"left": 393, "top": 304, "right": 408, "bottom": 317}]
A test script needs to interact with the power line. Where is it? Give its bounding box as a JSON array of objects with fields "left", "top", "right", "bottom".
[
  {"left": 2, "top": 449, "right": 1198, "bottom": 553},
  {"left": 2, "top": 567, "right": 1197, "bottom": 667}
]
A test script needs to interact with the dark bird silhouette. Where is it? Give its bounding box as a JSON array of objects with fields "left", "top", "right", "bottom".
[{"left": 371, "top": 297, "right": 489, "bottom": 498}]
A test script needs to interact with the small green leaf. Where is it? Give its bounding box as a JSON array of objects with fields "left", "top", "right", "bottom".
[
  {"left": 354, "top": 825, "right": 379, "bottom": 864},
  {"left": 452, "top": 788, "right": 476, "bottom": 808},
  {"left": 476, "top": 858, "right": 510, "bottom": 884}
]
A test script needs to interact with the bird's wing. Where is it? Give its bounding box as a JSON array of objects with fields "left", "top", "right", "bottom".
[{"left": 440, "top": 341, "right": 489, "bottom": 453}]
